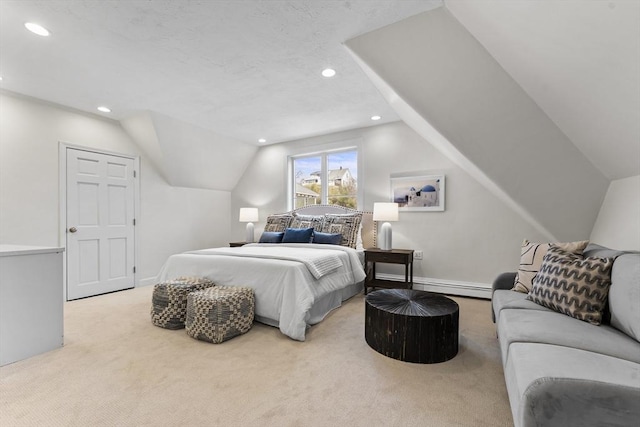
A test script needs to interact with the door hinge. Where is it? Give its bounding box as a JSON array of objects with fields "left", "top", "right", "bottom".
[
  {"left": 133, "top": 266, "right": 136, "bottom": 274},
  {"left": 133, "top": 218, "right": 136, "bottom": 226},
  {"left": 133, "top": 170, "right": 137, "bottom": 178}
]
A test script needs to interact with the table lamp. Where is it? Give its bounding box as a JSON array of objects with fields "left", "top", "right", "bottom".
[
  {"left": 239, "top": 207, "right": 259, "bottom": 243},
  {"left": 373, "top": 202, "right": 398, "bottom": 251}
]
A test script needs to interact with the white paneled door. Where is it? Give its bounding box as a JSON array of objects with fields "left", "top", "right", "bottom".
[{"left": 66, "top": 148, "right": 135, "bottom": 300}]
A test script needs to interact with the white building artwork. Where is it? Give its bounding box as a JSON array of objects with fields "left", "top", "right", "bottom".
[
  {"left": 407, "top": 183, "right": 439, "bottom": 207},
  {"left": 391, "top": 174, "right": 445, "bottom": 211}
]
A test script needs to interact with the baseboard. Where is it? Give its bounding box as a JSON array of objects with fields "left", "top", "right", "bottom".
[
  {"left": 138, "top": 276, "right": 157, "bottom": 288},
  {"left": 375, "top": 273, "right": 491, "bottom": 299}
]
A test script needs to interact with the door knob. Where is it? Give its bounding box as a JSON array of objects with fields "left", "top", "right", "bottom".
[{"left": 69, "top": 227, "right": 77, "bottom": 233}]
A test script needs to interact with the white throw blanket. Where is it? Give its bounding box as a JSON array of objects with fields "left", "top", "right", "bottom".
[{"left": 187, "top": 245, "right": 343, "bottom": 279}]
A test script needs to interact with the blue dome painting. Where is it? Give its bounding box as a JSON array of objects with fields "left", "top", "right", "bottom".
[{"left": 392, "top": 176, "right": 443, "bottom": 210}]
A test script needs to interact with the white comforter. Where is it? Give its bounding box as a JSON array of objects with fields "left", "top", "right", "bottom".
[{"left": 156, "top": 243, "right": 366, "bottom": 341}]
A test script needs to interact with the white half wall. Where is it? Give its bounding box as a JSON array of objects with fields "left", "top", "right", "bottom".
[
  {"left": 231, "top": 121, "right": 549, "bottom": 285},
  {"left": 590, "top": 175, "right": 640, "bottom": 251},
  {"left": 0, "top": 91, "right": 231, "bottom": 283}
]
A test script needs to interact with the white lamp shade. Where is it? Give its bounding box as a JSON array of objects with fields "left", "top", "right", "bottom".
[
  {"left": 239, "top": 207, "right": 259, "bottom": 222},
  {"left": 373, "top": 203, "right": 398, "bottom": 222}
]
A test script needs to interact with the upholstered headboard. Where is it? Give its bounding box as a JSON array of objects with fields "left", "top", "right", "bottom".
[{"left": 289, "top": 205, "right": 376, "bottom": 249}]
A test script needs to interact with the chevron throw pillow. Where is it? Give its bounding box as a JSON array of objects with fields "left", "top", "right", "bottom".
[{"left": 526, "top": 246, "right": 616, "bottom": 325}]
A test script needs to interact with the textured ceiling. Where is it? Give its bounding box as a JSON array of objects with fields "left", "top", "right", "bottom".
[
  {"left": 445, "top": 0, "right": 640, "bottom": 180},
  {"left": 0, "top": 0, "right": 441, "bottom": 145}
]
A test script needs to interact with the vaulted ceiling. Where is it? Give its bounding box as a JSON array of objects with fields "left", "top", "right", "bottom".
[
  {"left": 0, "top": 0, "right": 637, "bottom": 183},
  {"left": 0, "top": 0, "right": 441, "bottom": 145}
]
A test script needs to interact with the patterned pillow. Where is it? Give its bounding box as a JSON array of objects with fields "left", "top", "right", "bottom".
[
  {"left": 264, "top": 214, "right": 293, "bottom": 232},
  {"left": 526, "top": 247, "right": 616, "bottom": 325},
  {"left": 321, "top": 213, "right": 362, "bottom": 249},
  {"left": 512, "top": 239, "right": 589, "bottom": 293},
  {"left": 290, "top": 214, "right": 325, "bottom": 232}
]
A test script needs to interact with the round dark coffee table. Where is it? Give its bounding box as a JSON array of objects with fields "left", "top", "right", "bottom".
[{"left": 365, "top": 289, "right": 459, "bottom": 363}]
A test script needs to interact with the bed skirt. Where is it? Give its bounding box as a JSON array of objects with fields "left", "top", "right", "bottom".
[{"left": 255, "top": 280, "right": 363, "bottom": 329}]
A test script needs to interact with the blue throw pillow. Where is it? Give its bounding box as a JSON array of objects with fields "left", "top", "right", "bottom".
[
  {"left": 313, "top": 232, "right": 342, "bottom": 245},
  {"left": 282, "top": 227, "right": 314, "bottom": 243},
  {"left": 259, "top": 231, "right": 284, "bottom": 243}
]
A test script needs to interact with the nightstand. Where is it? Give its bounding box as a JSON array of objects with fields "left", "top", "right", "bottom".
[
  {"left": 364, "top": 248, "right": 414, "bottom": 295},
  {"left": 229, "top": 242, "right": 247, "bottom": 247}
]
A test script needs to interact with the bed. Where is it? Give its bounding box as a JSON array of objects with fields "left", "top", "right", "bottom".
[{"left": 156, "top": 205, "right": 376, "bottom": 341}]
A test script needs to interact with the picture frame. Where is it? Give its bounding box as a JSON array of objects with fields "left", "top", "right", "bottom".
[{"left": 390, "top": 173, "right": 445, "bottom": 211}]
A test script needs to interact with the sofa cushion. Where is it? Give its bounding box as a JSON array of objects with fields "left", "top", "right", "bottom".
[
  {"left": 492, "top": 289, "right": 553, "bottom": 324},
  {"left": 498, "top": 309, "right": 640, "bottom": 365},
  {"left": 504, "top": 342, "right": 640, "bottom": 427},
  {"left": 513, "top": 239, "right": 589, "bottom": 293},
  {"left": 526, "top": 247, "right": 615, "bottom": 325},
  {"left": 609, "top": 253, "right": 640, "bottom": 342},
  {"left": 582, "top": 243, "right": 626, "bottom": 259}
]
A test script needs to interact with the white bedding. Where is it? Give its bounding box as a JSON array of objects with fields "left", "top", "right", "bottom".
[{"left": 156, "top": 243, "right": 366, "bottom": 341}]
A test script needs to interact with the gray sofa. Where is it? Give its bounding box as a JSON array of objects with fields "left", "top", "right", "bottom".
[{"left": 491, "top": 244, "right": 640, "bottom": 427}]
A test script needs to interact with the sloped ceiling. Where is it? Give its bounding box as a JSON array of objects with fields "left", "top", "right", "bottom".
[
  {"left": 120, "top": 111, "right": 257, "bottom": 191},
  {"left": 346, "top": 7, "right": 610, "bottom": 241},
  {"left": 445, "top": 0, "right": 640, "bottom": 180},
  {"left": 0, "top": 0, "right": 636, "bottom": 195},
  {"left": 0, "top": 0, "right": 441, "bottom": 145}
]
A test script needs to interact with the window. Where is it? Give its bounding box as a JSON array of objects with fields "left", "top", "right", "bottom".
[{"left": 291, "top": 149, "right": 358, "bottom": 209}]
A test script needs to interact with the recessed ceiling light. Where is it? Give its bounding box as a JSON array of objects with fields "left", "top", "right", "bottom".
[
  {"left": 0, "top": 76, "right": 3, "bottom": 81},
  {"left": 321, "top": 68, "right": 336, "bottom": 78},
  {"left": 97, "top": 106, "right": 111, "bottom": 113},
  {"left": 258, "top": 138, "right": 266, "bottom": 143},
  {"left": 25, "top": 22, "right": 50, "bottom": 37},
  {"left": 371, "top": 115, "right": 381, "bottom": 121}
]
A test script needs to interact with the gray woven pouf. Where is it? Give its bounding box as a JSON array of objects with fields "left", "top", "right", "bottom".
[
  {"left": 185, "top": 286, "right": 255, "bottom": 343},
  {"left": 151, "top": 276, "right": 216, "bottom": 329}
]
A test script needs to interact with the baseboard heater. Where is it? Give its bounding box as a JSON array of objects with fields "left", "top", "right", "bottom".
[{"left": 375, "top": 273, "right": 492, "bottom": 299}]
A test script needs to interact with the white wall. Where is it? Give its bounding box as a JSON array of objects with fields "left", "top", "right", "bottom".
[
  {"left": 590, "top": 175, "right": 640, "bottom": 251},
  {"left": 0, "top": 92, "right": 231, "bottom": 284},
  {"left": 232, "top": 121, "right": 549, "bottom": 285}
]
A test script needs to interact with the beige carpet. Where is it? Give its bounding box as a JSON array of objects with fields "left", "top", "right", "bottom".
[{"left": 0, "top": 286, "right": 513, "bottom": 426}]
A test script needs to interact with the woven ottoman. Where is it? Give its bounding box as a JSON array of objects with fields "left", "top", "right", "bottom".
[
  {"left": 151, "top": 276, "right": 216, "bottom": 329},
  {"left": 186, "top": 286, "right": 255, "bottom": 343}
]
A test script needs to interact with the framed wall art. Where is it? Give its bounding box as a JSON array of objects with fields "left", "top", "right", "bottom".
[{"left": 390, "top": 173, "right": 445, "bottom": 211}]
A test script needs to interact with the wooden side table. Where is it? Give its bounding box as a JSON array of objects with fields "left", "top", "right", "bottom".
[
  {"left": 364, "top": 248, "right": 414, "bottom": 295},
  {"left": 229, "top": 242, "right": 247, "bottom": 247}
]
